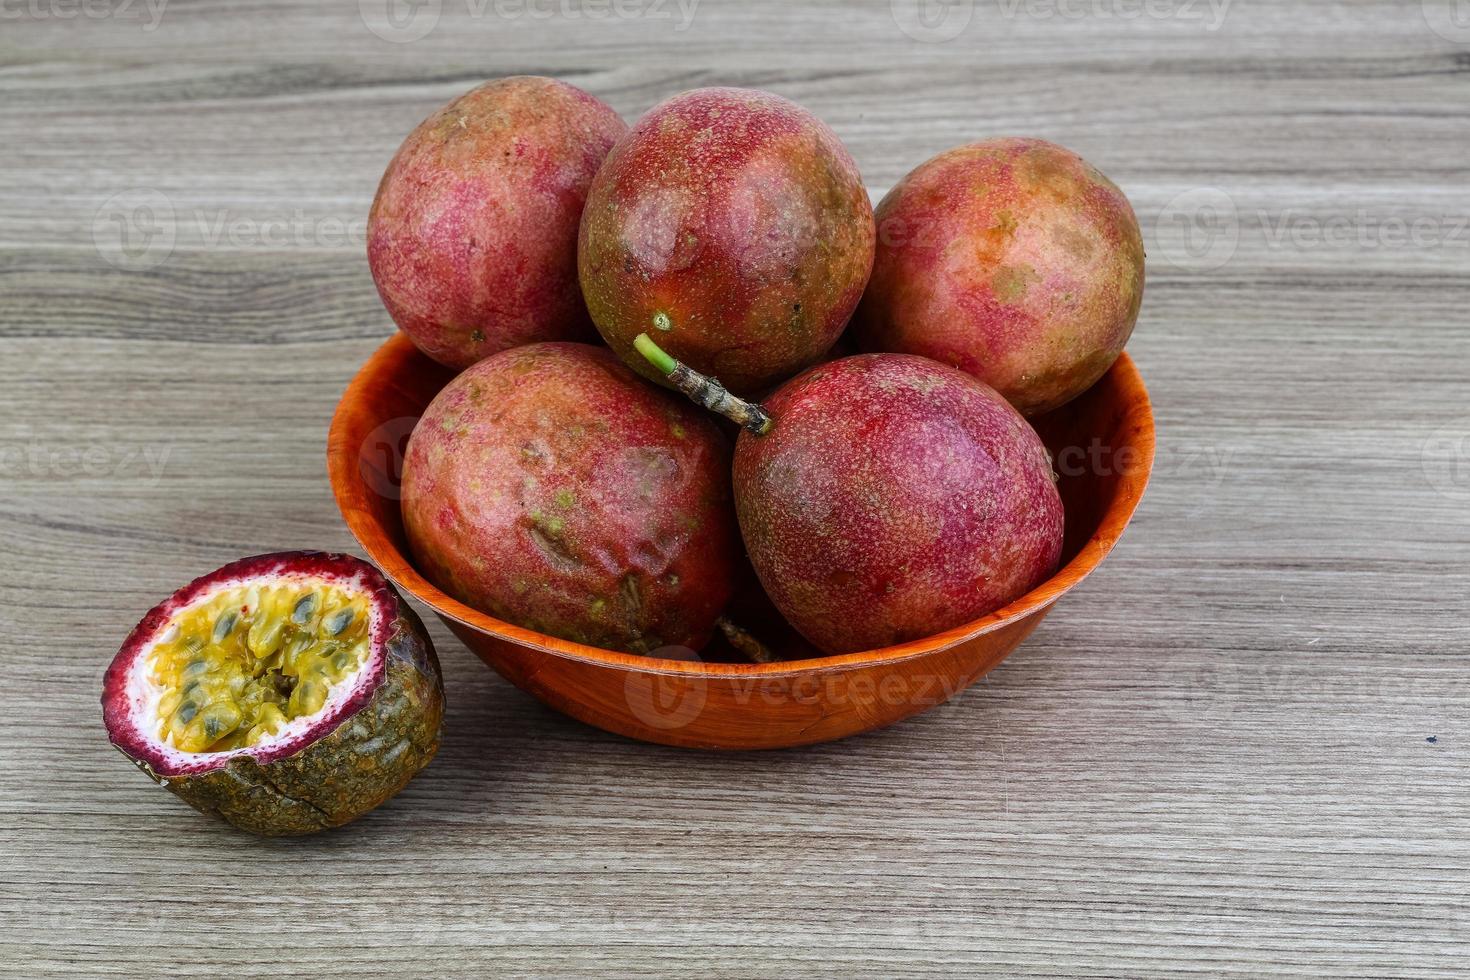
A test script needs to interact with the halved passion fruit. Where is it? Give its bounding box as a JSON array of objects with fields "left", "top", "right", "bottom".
[{"left": 102, "top": 552, "right": 444, "bottom": 836}]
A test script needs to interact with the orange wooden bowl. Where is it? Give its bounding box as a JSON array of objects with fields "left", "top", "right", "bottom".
[{"left": 328, "top": 333, "right": 1154, "bottom": 750}]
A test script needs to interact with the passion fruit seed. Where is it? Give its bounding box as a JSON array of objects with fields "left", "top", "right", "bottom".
[
  {"left": 291, "top": 593, "right": 318, "bottom": 626},
  {"left": 289, "top": 679, "right": 327, "bottom": 718},
  {"left": 323, "top": 607, "right": 354, "bottom": 636},
  {"left": 247, "top": 613, "right": 285, "bottom": 658},
  {"left": 244, "top": 703, "right": 288, "bottom": 744},
  {"left": 201, "top": 702, "right": 243, "bottom": 741},
  {"left": 212, "top": 611, "right": 237, "bottom": 645},
  {"left": 147, "top": 582, "right": 372, "bottom": 754}
]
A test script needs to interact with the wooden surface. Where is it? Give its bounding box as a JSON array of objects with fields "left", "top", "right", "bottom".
[{"left": 2, "top": 2, "right": 1467, "bottom": 975}]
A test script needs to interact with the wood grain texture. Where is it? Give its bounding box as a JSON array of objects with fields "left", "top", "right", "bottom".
[{"left": 2, "top": 1, "right": 1468, "bottom": 976}]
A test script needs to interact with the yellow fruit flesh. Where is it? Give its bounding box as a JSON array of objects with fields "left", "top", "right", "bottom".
[{"left": 148, "top": 582, "right": 372, "bottom": 753}]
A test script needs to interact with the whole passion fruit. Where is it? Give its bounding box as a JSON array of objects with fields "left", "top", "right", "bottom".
[
  {"left": 578, "top": 87, "right": 876, "bottom": 397},
  {"left": 633, "top": 334, "right": 1064, "bottom": 655},
  {"left": 731, "top": 354, "right": 1065, "bottom": 653},
  {"left": 369, "top": 76, "right": 628, "bottom": 370},
  {"left": 854, "top": 138, "right": 1145, "bottom": 416},
  {"left": 102, "top": 552, "right": 444, "bottom": 836},
  {"left": 400, "top": 342, "right": 740, "bottom": 655}
]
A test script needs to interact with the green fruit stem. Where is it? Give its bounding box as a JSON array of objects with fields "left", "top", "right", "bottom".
[{"left": 632, "top": 334, "right": 774, "bottom": 436}]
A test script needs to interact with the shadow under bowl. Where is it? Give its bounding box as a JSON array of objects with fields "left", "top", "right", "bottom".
[{"left": 328, "top": 333, "right": 1154, "bottom": 750}]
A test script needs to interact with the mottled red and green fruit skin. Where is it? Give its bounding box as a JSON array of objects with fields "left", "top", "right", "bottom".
[
  {"left": 401, "top": 343, "right": 739, "bottom": 655},
  {"left": 369, "top": 76, "right": 627, "bottom": 370},
  {"left": 734, "top": 354, "right": 1064, "bottom": 655},
  {"left": 854, "top": 138, "right": 1144, "bottom": 416},
  {"left": 579, "top": 87, "right": 876, "bottom": 396}
]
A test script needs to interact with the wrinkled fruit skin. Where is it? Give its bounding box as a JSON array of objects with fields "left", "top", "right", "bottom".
[
  {"left": 369, "top": 76, "right": 628, "bottom": 370},
  {"left": 102, "top": 552, "right": 444, "bottom": 837},
  {"left": 401, "top": 343, "right": 740, "bottom": 655},
  {"left": 579, "top": 87, "right": 876, "bottom": 396},
  {"left": 734, "top": 355, "right": 1064, "bottom": 655},
  {"left": 854, "top": 138, "right": 1144, "bottom": 416}
]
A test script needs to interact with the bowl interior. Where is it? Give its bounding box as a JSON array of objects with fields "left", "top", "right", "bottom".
[{"left": 328, "top": 333, "right": 1154, "bottom": 675}]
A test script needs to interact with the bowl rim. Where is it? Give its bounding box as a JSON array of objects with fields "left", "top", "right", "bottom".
[{"left": 328, "top": 332, "right": 1155, "bottom": 679}]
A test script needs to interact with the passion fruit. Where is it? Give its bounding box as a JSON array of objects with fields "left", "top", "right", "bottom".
[
  {"left": 400, "top": 342, "right": 741, "bottom": 656},
  {"left": 634, "top": 334, "right": 1064, "bottom": 655},
  {"left": 578, "top": 87, "right": 876, "bottom": 396},
  {"left": 102, "top": 552, "right": 444, "bottom": 836},
  {"left": 369, "top": 76, "right": 628, "bottom": 370},
  {"left": 853, "top": 138, "right": 1145, "bottom": 416}
]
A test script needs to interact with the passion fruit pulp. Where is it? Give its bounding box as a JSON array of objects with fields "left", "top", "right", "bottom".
[{"left": 103, "top": 552, "right": 444, "bottom": 836}]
